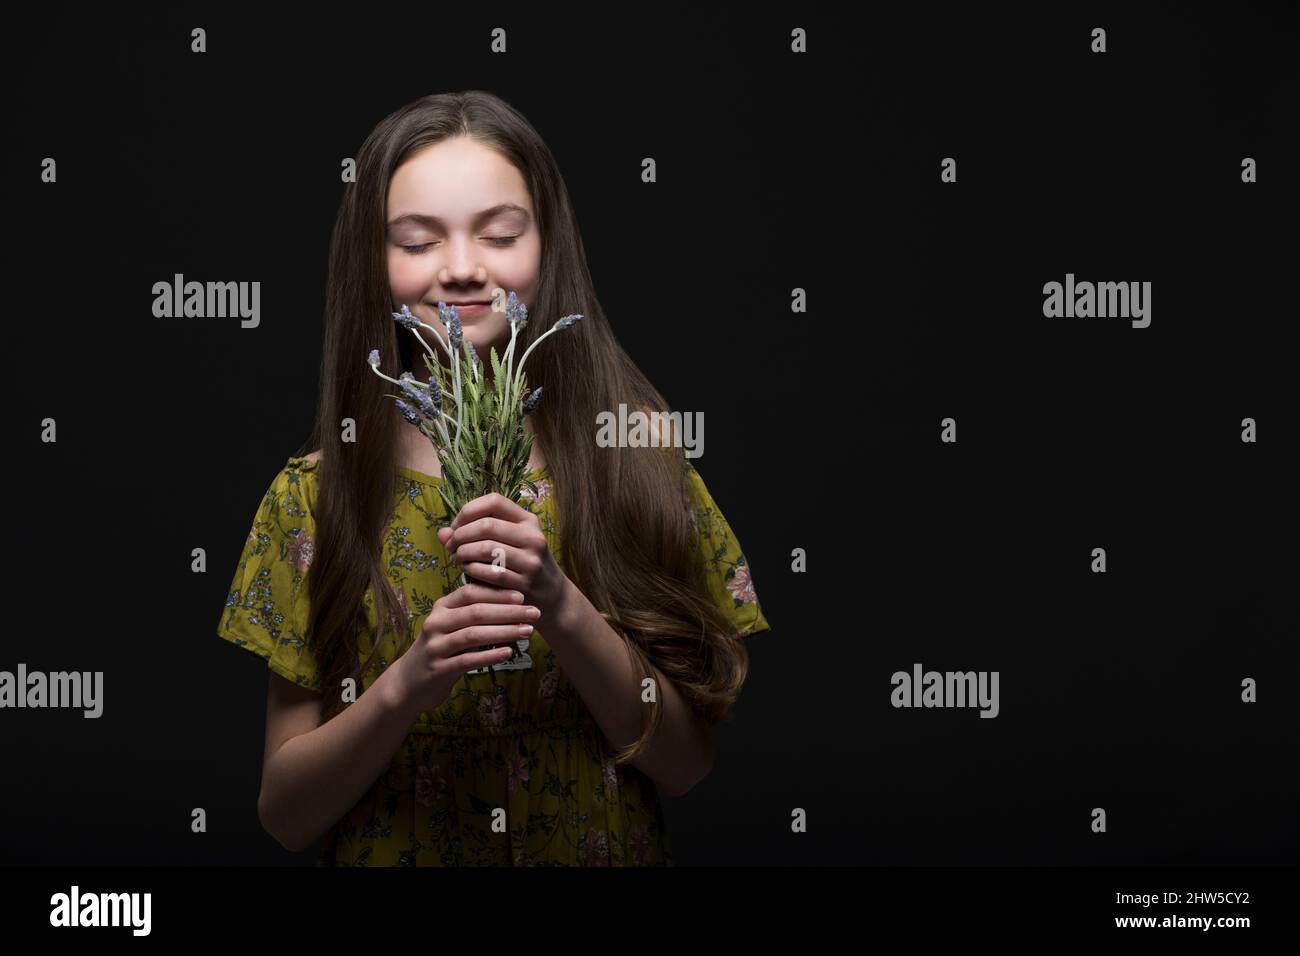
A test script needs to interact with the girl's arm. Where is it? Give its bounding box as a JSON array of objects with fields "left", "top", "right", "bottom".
[
  {"left": 257, "top": 667, "right": 415, "bottom": 853},
  {"left": 545, "top": 577, "right": 716, "bottom": 798}
]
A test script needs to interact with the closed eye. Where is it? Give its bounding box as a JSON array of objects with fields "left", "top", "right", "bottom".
[{"left": 402, "top": 237, "right": 518, "bottom": 255}]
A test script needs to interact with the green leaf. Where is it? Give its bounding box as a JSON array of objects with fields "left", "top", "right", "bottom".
[{"left": 489, "top": 345, "right": 504, "bottom": 390}]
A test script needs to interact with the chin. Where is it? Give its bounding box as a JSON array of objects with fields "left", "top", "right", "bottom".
[{"left": 469, "top": 325, "right": 509, "bottom": 354}]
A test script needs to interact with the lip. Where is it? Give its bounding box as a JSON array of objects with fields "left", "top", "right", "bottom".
[{"left": 446, "top": 302, "right": 490, "bottom": 316}]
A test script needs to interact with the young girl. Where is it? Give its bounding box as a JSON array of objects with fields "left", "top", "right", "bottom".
[{"left": 217, "top": 90, "right": 770, "bottom": 866}]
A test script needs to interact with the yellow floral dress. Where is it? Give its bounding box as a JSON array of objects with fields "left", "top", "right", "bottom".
[{"left": 217, "top": 455, "right": 770, "bottom": 866}]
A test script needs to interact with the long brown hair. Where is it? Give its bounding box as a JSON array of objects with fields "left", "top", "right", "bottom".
[{"left": 300, "top": 90, "right": 748, "bottom": 763}]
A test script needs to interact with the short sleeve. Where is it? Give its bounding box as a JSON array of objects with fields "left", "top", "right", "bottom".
[
  {"left": 683, "top": 462, "right": 771, "bottom": 641},
  {"left": 217, "top": 460, "right": 323, "bottom": 691}
]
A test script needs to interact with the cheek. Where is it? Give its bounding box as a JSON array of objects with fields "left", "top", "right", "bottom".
[
  {"left": 388, "top": 254, "right": 427, "bottom": 300},
  {"left": 495, "top": 241, "right": 542, "bottom": 297}
]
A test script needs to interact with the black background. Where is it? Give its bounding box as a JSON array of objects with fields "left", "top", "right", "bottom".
[{"left": 6, "top": 4, "right": 1296, "bottom": 870}]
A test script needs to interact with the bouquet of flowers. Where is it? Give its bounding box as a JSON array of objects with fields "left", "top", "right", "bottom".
[{"left": 367, "top": 291, "right": 583, "bottom": 593}]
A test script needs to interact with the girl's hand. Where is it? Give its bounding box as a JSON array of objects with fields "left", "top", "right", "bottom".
[
  {"left": 437, "top": 492, "right": 568, "bottom": 617},
  {"left": 388, "top": 581, "right": 538, "bottom": 720}
]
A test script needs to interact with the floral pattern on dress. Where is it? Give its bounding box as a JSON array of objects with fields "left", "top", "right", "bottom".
[
  {"left": 683, "top": 461, "right": 771, "bottom": 642},
  {"left": 217, "top": 455, "right": 770, "bottom": 865}
]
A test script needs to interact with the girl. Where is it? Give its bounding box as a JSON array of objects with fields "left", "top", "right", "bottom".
[{"left": 217, "top": 90, "right": 770, "bottom": 866}]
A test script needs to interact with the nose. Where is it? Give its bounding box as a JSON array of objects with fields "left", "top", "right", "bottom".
[{"left": 439, "top": 236, "right": 486, "bottom": 285}]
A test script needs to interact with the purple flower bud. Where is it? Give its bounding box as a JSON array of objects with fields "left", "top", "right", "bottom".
[
  {"left": 554, "top": 313, "right": 584, "bottom": 330},
  {"left": 464, "top": 339, "right": 480, "bottom": 369},
  {"left": 506, "top": 291, "right": 529, "bottom": 331},
  {"left": 393, "top": 305, "right": 420, "bottom": 330},
  {"left": 521, "top": 386, "right": 543, "bottom": 414},
  {"left": 449, "top": 310, "right": 462, "bottom": 349},
  {"left": 368, "top": 349, "right": 381, "bottom": 368},
  {"left": 393, "top": 399, "right": 422, "bottom": 426},
  {"left": 397, "top": 372, "right": 441, "bottom": 417}
]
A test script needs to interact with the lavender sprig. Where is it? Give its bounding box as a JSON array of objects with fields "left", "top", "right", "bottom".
[
  {"left": 521, "top": 386, "right": 543, "bottom": 415},
  {"left": 366, "top": 293, "right": 583, "bottom": 535}
]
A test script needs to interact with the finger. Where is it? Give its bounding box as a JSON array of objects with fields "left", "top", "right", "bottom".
[
  {"left": 454, "top": 645, "right": 518, "bottom": 672},
  {"left": 460, "top": 560, "right": 525, "bottom": 591},
  {"left": 438, "top": 581, "right": 525, "bottom": 609},
  {"left": 450, "top": 492, "right": 532, "bottom": 532},
  {"left": 451, "top": 621, "right": 536, "bottom": 653},
  {"left": 442, "top": 599, "right": 537, "bottom": 633},
  {"left": 446, "top": 515, "right": 537, "bottom": 553},
  {"left": 450, "top": 540, "right": 521, "bottom": 572}
]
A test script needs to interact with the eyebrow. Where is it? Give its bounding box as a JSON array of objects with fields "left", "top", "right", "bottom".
[{"left": 386, "top": 203, "right": 531, "bottom": 230}]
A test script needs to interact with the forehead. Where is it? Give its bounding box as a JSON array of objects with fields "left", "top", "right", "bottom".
[{"left": 387, "top": 137, "right": 532, "bottom": 218}]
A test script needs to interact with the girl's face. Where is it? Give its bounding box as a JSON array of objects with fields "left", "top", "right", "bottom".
[{"left": 386, "top": 135, "right": 541, "bottom": 375}]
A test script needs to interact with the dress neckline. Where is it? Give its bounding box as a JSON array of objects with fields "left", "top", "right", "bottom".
[{"left": 286, "top": 455, "right": 550, "bottom": 488}]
